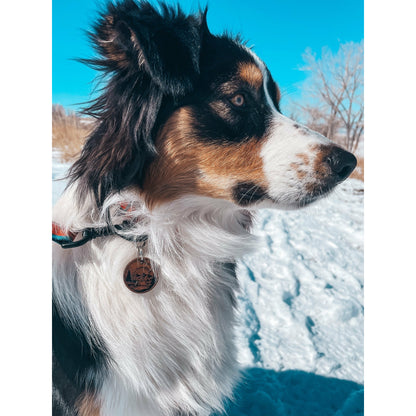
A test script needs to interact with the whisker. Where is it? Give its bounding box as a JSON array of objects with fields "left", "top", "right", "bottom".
[{"left": 237, "top": 183, "right": 261, "bottom": 205}]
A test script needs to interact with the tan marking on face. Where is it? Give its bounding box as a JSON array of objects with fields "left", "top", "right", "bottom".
[
  {"left": 310, "top": 144, "right": 333, "bottom": 179},
  {"left": 289, "top": 153, "right": 310, "bottom": 180},
  {"left": 305, "top": 181, "right": 316, "bottom": 194},
  {"left": 197, "top": 138, "right": 268, "bottom": 198},
  {"left": 143, "top": 107, "right": 269, "bottom": 208},
  {"left": 296, "top": 153, "right": 310, "bottom": 166},
  {"left": 304, "top": 144, "right": 334, "bottom": 193},
  {"left": 76, "top": 393, "right": 100, "bottom": 416},
  {"left": 238, "top": 62, "right": 263, "bottom": 89},
  {"left": 297, "top": 170, "right": 307, "bottom": 179},
  {"left": 290, "top": 163, "right": 307, "bottom": 180}
]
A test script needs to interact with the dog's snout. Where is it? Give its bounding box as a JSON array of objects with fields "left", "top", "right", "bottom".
[{"left": 326, "top": 147, "right": 357, "bottom": 182}]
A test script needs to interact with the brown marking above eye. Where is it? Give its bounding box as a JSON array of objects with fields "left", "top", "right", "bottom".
[
  {"left": 230, "top": 94, "right": 245, "bottom": 107},
  {"left": 238, "top": 62, "right": 263, "bottom": 89}
]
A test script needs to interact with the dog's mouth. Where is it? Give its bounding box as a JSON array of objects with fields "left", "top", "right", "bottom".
[
  {"left": 232, "top": 183, "right": 331, "bottom": 209},
  {"left": 232, "top": 175, "right": 347, "bottom": 210},
  {"left": 263, "top": 148, "right": 356, "bottom": 210}
]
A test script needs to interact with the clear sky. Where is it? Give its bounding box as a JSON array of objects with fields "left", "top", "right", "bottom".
[{"left": 53, "top": 0, "right": 363, "bottom": 112}]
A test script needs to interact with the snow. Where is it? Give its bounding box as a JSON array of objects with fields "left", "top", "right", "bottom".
[
  {"left": 52, "top": 156, "right": 364, "bottom": 415},
  {"left": 52, "top": 151, "right": 71, "bottom": 205},
  {"left": 227, "top": 179, "right": 364, "bottom": 415}
]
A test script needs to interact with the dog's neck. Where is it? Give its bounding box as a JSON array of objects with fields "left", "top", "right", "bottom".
[{"left": 56, "top": 184, "right": 258, "bottom": 262}]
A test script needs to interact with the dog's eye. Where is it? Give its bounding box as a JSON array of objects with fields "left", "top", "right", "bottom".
[{"left": 230, "top": 94, "right": 245, "bottom": 107}]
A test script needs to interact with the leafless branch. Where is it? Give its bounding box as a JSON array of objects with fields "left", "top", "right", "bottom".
[{"left": 295, "top": 41, "right": 364, "bottom": 153}]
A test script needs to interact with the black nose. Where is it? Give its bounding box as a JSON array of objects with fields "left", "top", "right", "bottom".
[{"left": 326, "top": 147, "right": 357, "bottom": 182}]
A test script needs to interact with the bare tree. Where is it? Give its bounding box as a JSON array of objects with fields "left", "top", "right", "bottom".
[{"left": 297, "top": 41, "right": 364, "bottom": 153}]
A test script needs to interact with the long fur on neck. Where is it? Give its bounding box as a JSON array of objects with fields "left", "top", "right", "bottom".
[{"left": 53, "top": 182, "right": 257, "bottom": 415}]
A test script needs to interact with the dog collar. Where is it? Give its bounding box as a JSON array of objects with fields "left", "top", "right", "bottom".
[
  {"left": 52, "top": 203, "right": 147, "bottom": 249},
  {"left": 52, "top": 221, "right": 147, "bottom": 249}
]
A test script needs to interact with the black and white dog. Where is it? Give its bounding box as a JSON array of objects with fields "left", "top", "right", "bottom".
[{"left": 52, "top": 1, "right": 357, "bottom": 415}]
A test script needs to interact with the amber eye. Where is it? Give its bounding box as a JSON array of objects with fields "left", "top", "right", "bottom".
[{"left": 230, "top": 94, "right": 245, "bottom": 107}]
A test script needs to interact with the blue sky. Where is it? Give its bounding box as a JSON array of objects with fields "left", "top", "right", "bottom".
[{"left": 53, "top": 0, "right": 363, "bottom": 112}]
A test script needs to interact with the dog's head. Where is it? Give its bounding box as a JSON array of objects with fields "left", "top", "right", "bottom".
[{"left": 69, "top": 0, "right": 356, "bottom": 210}]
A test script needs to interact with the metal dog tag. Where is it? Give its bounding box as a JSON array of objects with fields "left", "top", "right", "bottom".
[{"left": 123, "top": 258, "right": 158, "bottom": 293}]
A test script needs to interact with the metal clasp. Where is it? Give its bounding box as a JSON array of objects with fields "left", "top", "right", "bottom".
[{"left": 136, "top": 235, "right": 148, "bottom": 262}]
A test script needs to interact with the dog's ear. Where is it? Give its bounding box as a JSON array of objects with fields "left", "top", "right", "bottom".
[
  {"left": 69, "top": 1, "right": 207, "bottom": 206},
  {"left": 92, "top": 0, "right": 202, "bottom": 96}
]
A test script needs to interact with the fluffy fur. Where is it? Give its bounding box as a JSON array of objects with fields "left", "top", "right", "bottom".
[
  {"left": 54, "top": 187, "right": 253, "bottom": 415},
  {"left": 53, "top": 1, "right": 357, "bottom": 415}
]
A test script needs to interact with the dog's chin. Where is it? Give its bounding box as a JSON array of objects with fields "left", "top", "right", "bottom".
[
  {"left": 283, "top": 191, "right": 334, "bottom": 210},
  {"left": 249, "top": 183, "right": 338, "bottom": 211}
]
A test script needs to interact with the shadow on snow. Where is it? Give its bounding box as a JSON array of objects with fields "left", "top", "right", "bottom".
[{"left": 215, "top": 368, "right": 363, "bottom": 416}]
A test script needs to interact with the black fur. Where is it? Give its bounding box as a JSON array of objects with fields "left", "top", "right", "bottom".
[
  {"left": 265, "top": 68, "right": 281, "bottom": 112},
  {"left": 68, "top": 1, "right": 207, "bottom": 205},
  {"left": 52, "top": 301, "right": 109, "bottom": 413},
  {"left": 232, "top": 181, "right": 268, "bottom": 206}
]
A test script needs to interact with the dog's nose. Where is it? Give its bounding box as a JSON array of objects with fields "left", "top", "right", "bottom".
[{"left": 326, "top": 147, "right": 357, "bottom": 182}]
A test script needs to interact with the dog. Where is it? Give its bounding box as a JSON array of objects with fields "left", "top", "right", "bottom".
[{"left": 52, "top": 1, "right": 357, "bottom": 415}]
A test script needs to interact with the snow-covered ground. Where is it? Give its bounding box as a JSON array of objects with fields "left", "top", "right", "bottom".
[
  {"left": 53, "top": 156, "right": 364, "bottom": 416},
  {"left": 229, "top": 179, "right": 364, "bottom": 415}
]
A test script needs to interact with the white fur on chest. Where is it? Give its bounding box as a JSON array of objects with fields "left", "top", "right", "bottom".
[
  {"left": 53, "top": 189, "right": 257, "bottom": 415},
  {"left": 85, "top": 237, "right": 237, "bottom": 415}
]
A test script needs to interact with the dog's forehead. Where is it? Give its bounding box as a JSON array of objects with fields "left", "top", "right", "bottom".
[{"left": 201, "top": 36, "right": 266, "bottom": 85}]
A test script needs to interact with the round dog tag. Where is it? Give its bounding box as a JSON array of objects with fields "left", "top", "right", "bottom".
[{"left": 123, "top": 258, "right": 158, "bottom": 293}]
